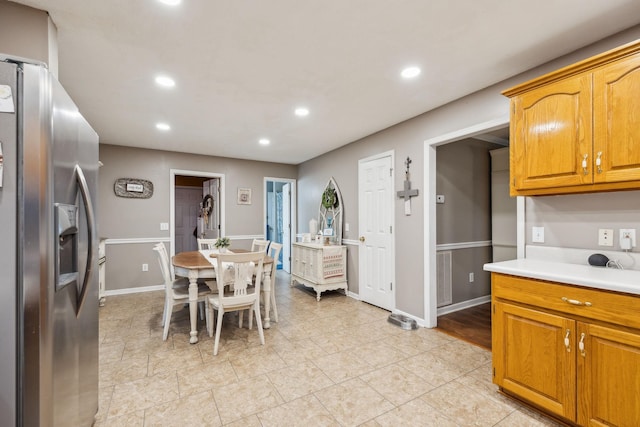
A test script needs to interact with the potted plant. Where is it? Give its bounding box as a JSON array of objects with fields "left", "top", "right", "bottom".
[{"left": 214, "top": 236, "right": 231, "bottom": 253}]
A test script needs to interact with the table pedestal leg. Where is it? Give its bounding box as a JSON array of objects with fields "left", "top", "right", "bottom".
[
  {"left": 263, "top": 272, "right": 272, "bottom": 329},
  {"left": 188, "top": 271, "right": 199, "bottom": 344}
]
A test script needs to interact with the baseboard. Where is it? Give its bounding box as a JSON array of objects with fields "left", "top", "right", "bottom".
[
  {"left": 346, "top": 290, "right": 360, "bottom": 300},
  {"left": 437, "top": 295, "right": 491, "bottom": 316},
  {"left": 104, "top": 284, "right": 164, "bottom": 296},
  {"left": 392, "top": 308, "right": 429, "bottom": 328}
]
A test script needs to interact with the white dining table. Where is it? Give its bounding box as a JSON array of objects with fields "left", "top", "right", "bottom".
[{"left": 172, "top": 249, "right": 274, "bottom": 344}]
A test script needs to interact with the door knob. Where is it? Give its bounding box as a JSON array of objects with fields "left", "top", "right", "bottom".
[{"left": 359, "top": 236, "right": 365, "bottom": 242}]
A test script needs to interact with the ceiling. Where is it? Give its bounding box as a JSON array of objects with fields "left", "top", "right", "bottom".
[{"left": 9, "top": 1, "right": 640, "bottom": 164}]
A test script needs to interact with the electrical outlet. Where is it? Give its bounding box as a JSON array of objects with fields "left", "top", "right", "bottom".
[
  {"left": 532, "top": 226, "right": 545, "bottom": 243},
  {"left": 598, "top": 229, "right": 614, "bottom": 247},
  {"left": 160, "top": 222, "right": 169, "bottom": 231},
  {"left": 469, "top": 272, "right": 474, "bottom": 283},
  {"left": 142, "top": 263, "right": 149, "bottom": 272},
  {"left": 619, "top": 229, "right": 636, "bottom": 249}
]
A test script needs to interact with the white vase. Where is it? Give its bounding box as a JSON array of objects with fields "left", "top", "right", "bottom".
[{"left": 218, "top": 247, "right": 227, "bottom": 253}]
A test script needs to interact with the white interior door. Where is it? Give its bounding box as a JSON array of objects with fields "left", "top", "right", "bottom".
[
  {"left": 358, "top": 152, "right": 395, "bottom": 310},
  {"left": 202, "top": 179, "right": 220, "bottom": 238},
  {"left": 282, "top": 183, "right": 291, "bottom": 272},
  {"left": 175, "top": 186, "right": 202, "bottom": 253}
]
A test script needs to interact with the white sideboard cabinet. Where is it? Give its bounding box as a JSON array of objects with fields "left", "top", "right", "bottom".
[{"left": 291, "top": 242, "right": 347, "bottom": 301}]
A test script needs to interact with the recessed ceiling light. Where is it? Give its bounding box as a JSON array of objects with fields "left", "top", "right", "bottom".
[
  {"left": 156, "top": 123, "right": 171, "bottom": 131},
  {"left": 259, "top": 138, "right": 270, "bottom": 145},
  {"left": 401, "top": 66, "right": 421, "bottom": 79},
  {"left": 158, "top": 0, "right": 181, "bottom": 6},
  {"left": 155, "top": 75, "right": 175, "bottom": 88},
  {"left": 294, "top": 107, "right": 309, "bottom": 117}
]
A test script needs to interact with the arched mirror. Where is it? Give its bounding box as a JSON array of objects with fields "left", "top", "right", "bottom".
[{"left": 318, "top": 177, "right": 343, "bottom": 245}]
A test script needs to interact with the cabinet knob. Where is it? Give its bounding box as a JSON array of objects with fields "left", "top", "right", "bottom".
[{"left": 359, "top": 236, "right": 365, "bottom": 242}]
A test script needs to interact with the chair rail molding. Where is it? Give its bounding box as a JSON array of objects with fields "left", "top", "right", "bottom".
[{"left": 105, "top": 237, "right": 170, "bottom": 245}]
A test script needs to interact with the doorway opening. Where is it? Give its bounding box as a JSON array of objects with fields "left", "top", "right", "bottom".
[
  {"left": 424, "top": 117, "right": 525, "bottom": 328},
  {"left": 170, "top": 169, "right": 225, "bottom": 258},
  {"left": 264, "top": 177, "right": 296, "bottom": 273}
]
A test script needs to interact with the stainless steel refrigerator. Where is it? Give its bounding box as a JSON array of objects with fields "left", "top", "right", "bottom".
[{"left": 0, "top": 55, "right": 99, "bottom": 426}]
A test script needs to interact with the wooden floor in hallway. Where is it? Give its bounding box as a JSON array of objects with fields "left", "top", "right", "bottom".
[{"left": 436, "top": 302, "right": 492, "bottom": 351}]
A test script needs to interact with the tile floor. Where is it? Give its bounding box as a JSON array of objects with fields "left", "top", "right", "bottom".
[{"left": 96, "top": 271, "right": 562, "bottom": 426}]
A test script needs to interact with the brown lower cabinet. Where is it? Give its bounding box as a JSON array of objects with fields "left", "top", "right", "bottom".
[{"left": 491, "top": 273, "right": 640, "bottom": 426}]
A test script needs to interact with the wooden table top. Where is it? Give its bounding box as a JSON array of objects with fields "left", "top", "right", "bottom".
[{"left": 172, "top": 249, "right": 273, "bottom": 269}]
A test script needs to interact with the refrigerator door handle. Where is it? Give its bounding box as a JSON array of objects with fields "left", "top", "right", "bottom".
[{"left": 75, "top": 164, "right": 96, "bottom": 316}]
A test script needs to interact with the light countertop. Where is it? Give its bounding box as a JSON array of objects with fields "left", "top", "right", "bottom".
[{"left": 484, "top": 259, "right": 640, "bottom": 296}]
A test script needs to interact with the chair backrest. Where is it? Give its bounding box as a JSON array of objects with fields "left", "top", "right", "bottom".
[
  {"left": 197, "top": 238, "right": 217, "bottom": 250},
  {"left": 153, "top": 243, "right": 173, "bottom": 291},
  {"left": 251, "top": 239, "right": 270, "bottom": 253},
  {"left": 268, "top": 242, "right": 283, "bottom": 276},
  {"left": 216, "top": 251, "right": 264, "bottom": 306}
]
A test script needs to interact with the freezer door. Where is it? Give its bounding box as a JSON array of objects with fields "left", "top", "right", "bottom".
[{"left": 17, "top": 62, "right": 99, "bottom": 427}]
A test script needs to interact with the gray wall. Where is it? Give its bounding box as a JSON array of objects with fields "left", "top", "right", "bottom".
[
  {"left": 0, "top": 1, "right": 57, "bottom": 76},
  {"left": 99, "top": 144, "right": 296, "bottom": 291},
  {"left": 436, "top": 139, "right": 500, "bottom": 304},
  {"left": 297, "top": 25, "right": 640, "bottom": 320},
  {"left": 526, "top": 191, "right": 640, "bottom": 250},
  {"left": 298, "top": 127, "right": 423, "bottom": 312}
]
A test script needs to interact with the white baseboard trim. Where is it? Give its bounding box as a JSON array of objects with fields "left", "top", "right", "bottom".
[
  {"left": 437, "top": 295, "right": 491, "bottom": 316},
  {"left": 104, "top": 284, "right": 164, "bottom": 296},
  {"left": 392, "top": 308, "right": 429, "bottom": 328},
  {"left": 346, "top": 290, "right": 360, "bottom": 300}
]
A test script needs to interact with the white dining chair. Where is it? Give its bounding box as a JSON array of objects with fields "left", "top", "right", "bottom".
[
  {"left": 251, "top": 239, "right": 270, "bottom": 253},
  {"left": 195, "top": 238, "right": 221, "bottom": 291},
  {"left": 205, "top": 251, "right": 265, "bottom": 355},
  {"left": 197, "top": 238, "right": 218, "bottom": 250},
  {"left": 250, "top": 241, "right": 281, "bottom": 329},
  {"left": 154, "top": 243, "right": 212, "bottom": 341},
  {"left": 265, "top": 242, "right": 282, "bottom": 322}
]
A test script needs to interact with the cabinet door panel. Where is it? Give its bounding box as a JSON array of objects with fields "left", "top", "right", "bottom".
[
  {"left": 594, "top": 52, "right": 640, "bottom": 183},
  {"left": 494, "top": 301, "right": 576, "bottom": 420},
  {"left": 512, "top": 74, "right": 592, "bottom": 191},
  {"left": 578, "top": 323, "right": 640, "bottom": 427}
]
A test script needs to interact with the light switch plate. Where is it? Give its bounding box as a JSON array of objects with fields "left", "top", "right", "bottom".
[{"left": 436, "top": 195, "right": 445, "bottom": 204}]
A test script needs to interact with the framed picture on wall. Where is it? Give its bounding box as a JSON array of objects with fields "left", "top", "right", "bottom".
[{"left": 237, "top": 187, "right": 251, "bottom": 205}]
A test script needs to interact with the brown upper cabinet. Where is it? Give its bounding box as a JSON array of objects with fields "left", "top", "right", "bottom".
[{"left": 504, "top": 40, "right": 640, "bottom": 196}]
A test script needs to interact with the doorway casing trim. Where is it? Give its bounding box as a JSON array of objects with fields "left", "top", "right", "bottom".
[
  {"left": 169, "top": 169, "right": 225, "bottom": 258},
  {"left": 263, "top": 177, "right": 297, "bottom": 273},
  {"left": 423, "top": 116, "right": 525, "bottom": 328}
]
